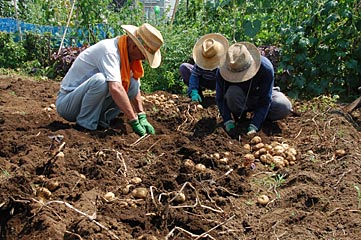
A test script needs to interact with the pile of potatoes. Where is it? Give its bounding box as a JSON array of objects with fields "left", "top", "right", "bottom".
[
  {"left": 142, "top": 93, "right": 180, "bottom": 115},
  {"left": 244, "top": 136, "right": 298, "bottom": 169}
]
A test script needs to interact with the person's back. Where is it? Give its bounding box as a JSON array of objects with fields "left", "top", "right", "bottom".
[{"left": 60, "top": 38, "right": 120, "bottom": 92}]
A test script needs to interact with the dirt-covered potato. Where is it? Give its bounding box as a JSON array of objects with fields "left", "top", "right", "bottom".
[
  {"left": 250, "top": 136, "right": 262, "bottom": 144},
  {"left": 132, "top": 188, "right": 148, "bottom": 199}
]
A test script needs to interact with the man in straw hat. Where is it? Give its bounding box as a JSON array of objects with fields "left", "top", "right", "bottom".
[
  {"left": 56, "top": 23, "right": 164, "bottom": 136},
  {"left": 216, "top": 42, "right": 292, "bottom": 135},
  {"left": 179, "top": 33, "right": 229, "bottom": 102}
]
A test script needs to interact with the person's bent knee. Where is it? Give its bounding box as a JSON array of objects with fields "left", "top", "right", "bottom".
[
  {"left": 224, "top": 85, "right": 247, "bottom": 116},
  {"left": 268, "top": 93, "right": 292, "bottom": 121},
  {"left": 88, "top": 73, "right": 108, "bottom": 92}
]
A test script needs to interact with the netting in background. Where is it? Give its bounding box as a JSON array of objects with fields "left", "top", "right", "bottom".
[{"left": 0, "top": 17, "right": 110, "bottom": 48}]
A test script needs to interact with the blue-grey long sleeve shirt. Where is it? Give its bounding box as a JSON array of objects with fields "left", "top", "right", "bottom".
[
  {"left": 215, "top": 56, "right": 274, "bottom": 129},
  {"left": 187, "top": 64, "right": 217, "bottom": 96}
]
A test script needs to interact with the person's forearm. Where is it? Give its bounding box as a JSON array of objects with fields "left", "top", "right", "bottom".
[
  {"left": 109, "top": 82, "right": 137, "bottom": 121},
  {"left": 131, "top": 91, "right": 144, "bottom": 114}
]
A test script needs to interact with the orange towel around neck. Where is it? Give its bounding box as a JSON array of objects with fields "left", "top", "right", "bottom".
[{"left": 117, "top": 36, "right": 144, "bottom": 92}]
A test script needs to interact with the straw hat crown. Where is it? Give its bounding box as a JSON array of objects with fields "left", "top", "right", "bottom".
[
  {"left": 219, "top": 42, "right": 261, "bottom": 83},
  {"left": 121, "top": 23, "right": 164, "bottom": 68},
  {"left": 192, "top": 33, "right": 229, "bottom": 70}
]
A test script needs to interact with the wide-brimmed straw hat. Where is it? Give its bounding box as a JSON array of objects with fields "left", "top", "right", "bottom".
[
  {"left": 121, "top": 23, "right": 164, "bottom": 68},
  {"left": 219, "top": 42, "right": 261, "bottom": 82},
  {"left": 192, "top": 33, "right": 229, "bottom": 70}
]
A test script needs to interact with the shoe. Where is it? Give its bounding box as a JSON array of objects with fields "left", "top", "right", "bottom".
[{"left": 74, "top": 124, "right": 91, "bottom": 132}]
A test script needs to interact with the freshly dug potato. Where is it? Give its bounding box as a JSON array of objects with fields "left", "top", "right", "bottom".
[
  {"left": 104, "top": 192, "right": 116, "bottom": 202},
  {"left": 244, "top": 153, "right": 255, "bottom": 162},
  {"left": 174, "top": 192, "right": 186, "bottom": 203},
  {"left": 243, "top": 144, "right": 251, "bottom": 151},
  {"left": 132, "top": 188, "right": 148, "bottom": 199},
  {"left": 46, "top": 180, "right": 59, "bottom": 191},
  {"left": 195, "top": 163, "right": 206, "bottom": 172},
  {"left": 335, "top": 149, "right": 346, "bottom": 157},
  {"left": 253, "top": 143, "right": 265, "bottom": 151},
  {"left": 37, "top": 187, "right": 52, "bottom": 200},
  {"left": 250, "top": 136, "right": 262, "bottom": 144},
  {"left": 260, "top": 153, "right": 273, "bottom": 165},
  {"left": 257, "top": 194, "right": 270, "bottom": 205},
  {"left": 218, "top": 157, "right": 228, "bottom": 164},
  {"left": 183, "top": 159, "right": 195, "bottom": 172},
  {"left": 130, "top": 177, "right": 142, "bottom": 184}
]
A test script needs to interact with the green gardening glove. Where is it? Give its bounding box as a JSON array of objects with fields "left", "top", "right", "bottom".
[
  {"left": 138, "top": 113, "right": 155, "bottom": 134},
  {"left": 247, "top": 124, "right": 258, "bottom": 135},
  {"left": 224, "top": 120, "right": 235, "bottom": 132},
  {"left": 190, "top": 89, "right": 202, "bottom": 103},
  {"left": 129, "top": 119, "right": 146, "bottom": 136}
]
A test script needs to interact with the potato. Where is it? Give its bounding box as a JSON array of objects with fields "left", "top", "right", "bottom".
[
  {"left": 174, "top": 192, "right": 186, "bottom": 203},
  {"left": 260, "top": 153, "right": 273, "bottom": 164},
  {"left": 253, "top": 150, "right": 260, "bottom": 159},
  {"left": 244, "top": 153, "right": 255, "bottom": 162},
  {"left": 243, "top": 144, "right": 251, "bottom": 151},
  {"left": 122, "top": 184, "right": 133, "bottom": 194},
  {"left": 287, "top": 147, "right": 297, "bottom": 156},
  {"left": 253, "top": 143, "right": 265, "bottom": 151},
  {"left": 272, "top": 156, "right": 286, "bottom": 169},
  {"left": 46, "top": 180, "right": 59, "bottom": 191},
  {"left": 335, "top": 149, "right": 346, "bottom": 157},
  {"left": 195, "top": 163, "right": 206, "bottom": 172},
  {"left": 257, "top": 194, "right": 270, "bottom": 205},
  {"left": 213, "top": 153, "right": 220, "bottom": 159},
  {"left": 104, "top": 192, "right": 116, "bottom": 202},
  {"left": 250, "top": 136, "right": 262, "bottom": 144},
  {"left": 130, "top": 177, "right": 142, "bottom": 184},
  {"left": 37, "top": 187, "right": 52, "bottom": 200},
  {"left": 218, "top": 157, "right": 228, "bottom": 164},
  {"left": 223, "top": 151, "right": 231, "bottom": 157},
  {"left": 264, "top": 144, "right": 273, "bottom": 151},
  {"left": 183, "top": 159, "right": 195, "bottom": 172},
  {"left": 132, "top": 188, "right": 148, "bottom": 199}
]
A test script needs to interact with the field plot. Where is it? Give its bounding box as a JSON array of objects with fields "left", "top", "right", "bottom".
[{"left": 0, "top": 75, "right": 360, "bottom": 240}]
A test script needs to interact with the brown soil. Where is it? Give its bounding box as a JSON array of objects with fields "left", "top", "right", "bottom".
[{"left": 0, "top": 74, "right": 361, "bottom": 240}]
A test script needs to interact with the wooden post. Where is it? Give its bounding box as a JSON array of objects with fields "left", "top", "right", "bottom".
[{"left": 58, "top": 0, "right": 76, "bottom": 55}]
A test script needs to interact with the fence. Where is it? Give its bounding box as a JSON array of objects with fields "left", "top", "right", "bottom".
[{"left": 0, "top": 17, "right": 109, "bottom": 47}]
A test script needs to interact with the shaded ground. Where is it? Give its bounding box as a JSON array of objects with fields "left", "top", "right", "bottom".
[{"left": 0, "top": 74, "right": 360, "bottom": 240}]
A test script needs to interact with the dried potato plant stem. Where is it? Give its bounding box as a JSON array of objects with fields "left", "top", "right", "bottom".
[
  {"left": 101, "top": 149, "right": 128, "bottom": 177},
  {"left": 65, "top": 230, "right": 84, "bottom": 240},
  {"left": 165, "top": 215, "right": 235, "bottom": 240},
  {"left": 158, "top": 182, "right": 224, "bottom": 213},
  {"left": 147, "top": 138, "right": 163, "bottom": 152},
  {"left": 333, "top": 169, "right": 352, "bottom": 189},
  {"left": 130, "top": 134, "right": 150, "bottom": 146},
  {"left": 36, "top": 199, "right": 120, "bottom": 240}
]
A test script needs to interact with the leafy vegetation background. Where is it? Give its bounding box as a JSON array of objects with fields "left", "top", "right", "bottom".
[{"left": 0, "top": 0, "right": 360, "bottom": 101}]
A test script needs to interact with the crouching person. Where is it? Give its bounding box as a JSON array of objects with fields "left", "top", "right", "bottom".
[
  {"left": 55, "top": 23, "right": 164, "bottom": 136},
  {"left": 215, "top": 42, "right": 292, "bottom": 135}
]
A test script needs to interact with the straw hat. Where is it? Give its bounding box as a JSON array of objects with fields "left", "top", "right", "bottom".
[
  {"left": 219, "top": 42, "right": 261, "bottom": 83},
  {"left": 121, "top": 23, "right": 164, "bottom": 68},
  {"left": 192, "top": 33, "right": 229, "bottom": 70}
]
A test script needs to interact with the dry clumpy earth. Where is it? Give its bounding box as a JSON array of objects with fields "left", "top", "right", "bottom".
[{"left": 0, "top": 74, "right": 361, "bottom": 240}]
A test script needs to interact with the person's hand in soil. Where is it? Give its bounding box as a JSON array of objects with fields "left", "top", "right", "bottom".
[
  {"left": 130, "top": 119, "right": 146, "bottom": 136},
  {"left": 190, "top": 89, "right": 202, "bottom": 103},
  {"left": 138, "top": 113, "right": 155, "bottom": 134}
]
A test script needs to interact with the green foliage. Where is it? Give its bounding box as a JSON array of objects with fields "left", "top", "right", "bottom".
[
  {"left": 1, "top": 0, "right": 360, "bottom": 100},
  {"left": 0, "top": 32, "right": 26, "bottom": 69}
]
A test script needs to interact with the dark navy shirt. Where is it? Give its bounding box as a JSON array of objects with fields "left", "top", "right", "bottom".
[
  {"left": 187, "top": 64, "right": 217, "bottom": 95},
  {"left": 215, "top": 56, "right": 274, "bottom": 129}
]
